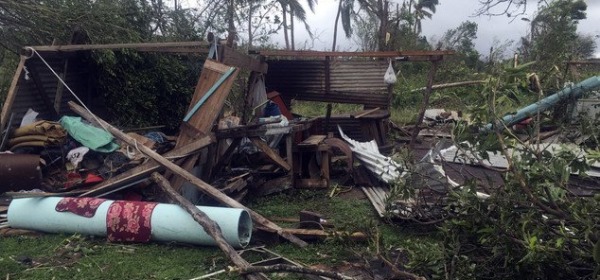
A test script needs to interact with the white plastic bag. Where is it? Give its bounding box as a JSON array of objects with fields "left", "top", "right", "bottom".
[{"left": 383, "top": 60, "right": 397, "bottom": 85}]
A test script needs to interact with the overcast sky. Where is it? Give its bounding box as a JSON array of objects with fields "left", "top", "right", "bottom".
[
  {"left": 184, "top": 0, "right": 600, "bottom": 57},
  {"left": 288, "top": 0, "right": 600, "bottom": 57}
]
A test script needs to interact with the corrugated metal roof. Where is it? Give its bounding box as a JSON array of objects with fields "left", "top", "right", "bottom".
[{"left": 265, "top": 58, "right": 390, "bottom": 108}]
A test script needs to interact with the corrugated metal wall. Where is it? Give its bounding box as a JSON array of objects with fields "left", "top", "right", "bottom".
[
  {"left": 7, "top": 52, "right": 94, "bottom": 126},
  {"left": 265, "top": 59, "right": 390, "bottom": 108}
]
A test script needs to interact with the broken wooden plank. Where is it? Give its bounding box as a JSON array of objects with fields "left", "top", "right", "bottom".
[
  {"left": 250, "top": 137, "right": 291, "bottom": 171},
  {"left": 221, "top": 46, "right": 268, "bottom": 73},
  {"left": 25, "top": 41, "right": 210, "bottom": 53},
  {"left": 68, "top": 101, "right": 307, "bottom": 247},
  {"left": 295, "top": 179, "right": 328, "bottom": 189},
  {"left": 170, "top": 60, "right": 240, "bottom": 191},
  {"left": 183, "top": 66, "right": 236, "bottom": 122},
  {"left": 298, "top": 135, "right": 326, "bottom": 147},
  {"left": 411, "top": 60, "right": 440, "bottom": 147},
  {"left": 352, "top": 107, "right": 381, "bottom": 119},
  {"left": 278, "top": 228, "right": 367, "bottom": 242},
  {"left": 254, "top": 175, "right": 292, "bottom": 196}
]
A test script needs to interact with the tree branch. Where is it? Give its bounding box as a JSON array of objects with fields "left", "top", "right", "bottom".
[{"left": 236, "top": 264, "right": 353, "bottom": 280}]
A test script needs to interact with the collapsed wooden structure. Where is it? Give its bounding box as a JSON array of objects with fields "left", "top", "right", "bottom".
[{"left": 0, "top": 40, "right": 454, "bottom": 277}]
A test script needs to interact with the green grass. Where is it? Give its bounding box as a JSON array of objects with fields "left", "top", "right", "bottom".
[
  {"left": 0, "top": 234, "right": 223, "bottom": 279},
  {"left": 290, "top": 101, "right": 363, "bottom": 118},
  {"left": 0, "top": 189, "right": 443, "bottom": 279}
]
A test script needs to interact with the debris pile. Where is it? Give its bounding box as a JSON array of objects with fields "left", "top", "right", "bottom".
[{"left": 0, "top": 42, "right": 459, "bottom": 279}]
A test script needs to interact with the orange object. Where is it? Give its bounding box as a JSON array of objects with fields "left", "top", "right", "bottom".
[{"left": 267, "top": 91, "right": 293, "bottom": 119}]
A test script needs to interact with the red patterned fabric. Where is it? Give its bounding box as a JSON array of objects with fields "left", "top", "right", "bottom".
[
  {"left": 55, "top": 197, "right": 107, "bottom": 218},
  {"left": 106, "top": 200, "right": 157, "bottom": 243}
]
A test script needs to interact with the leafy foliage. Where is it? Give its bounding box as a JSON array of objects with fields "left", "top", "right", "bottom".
[
  {"left": 518, "top": 0, "right": 593, "bottom": 73},
  {"left": 390, "top": 62, "right": 600, "bottom": 279},
  {"left": 91, "top": 50, "right": 202, "bottom": 133}
]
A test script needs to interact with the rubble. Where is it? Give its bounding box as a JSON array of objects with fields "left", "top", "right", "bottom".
[{"left": 0, "top": 41, "right": 459, "bottom": 279}]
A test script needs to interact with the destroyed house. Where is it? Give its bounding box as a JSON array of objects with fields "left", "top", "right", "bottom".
[{"left": 0, "top": 41, "right": 453, "bottom": 248}]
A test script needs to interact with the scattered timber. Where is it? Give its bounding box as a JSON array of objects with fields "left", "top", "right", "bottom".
[{"left": 68, "top": 101, "right": 308, "bottom": 247}]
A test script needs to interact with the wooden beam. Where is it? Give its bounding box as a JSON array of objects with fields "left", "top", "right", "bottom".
[
  {"left": 1, "top": 56, "right": 26, "bottom": 133},
  {"left": 250, "top": 137, "right": 291, "bottom": 171},
  {"left": 170, "top": 60, "right": 239, "bottom": 191},
  {"left": 222, "top": 46, "right": 268, "bottom": 73},
  {"left": 23, "top": 41, "right": 210, "bottom": 53},
  {"left": 409, "top": 80, "right": 486, "bottom": 93},
  {"left": 252, "top": 49, "right": 455, "bottom": 58},
  {"left": 183, "top": 67, "right": 236, "bottom": 122},
  {"left": 352, "top": 107, "right": 381, "bottom": 119},
  {"left": 68, "top": 101, "right": 307, "bottom": 247}
]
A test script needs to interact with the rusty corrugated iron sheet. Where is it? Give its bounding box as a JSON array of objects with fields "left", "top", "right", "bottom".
[{"left": 265, "top": 59, "right": 389, "bottom": 108}]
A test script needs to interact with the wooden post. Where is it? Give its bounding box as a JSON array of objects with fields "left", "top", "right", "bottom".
[
  {"left": 68, "top": 101, "right": 308, "bottom": 247},
  {"left": 410, "top": 59, "right": 440, "bottom": 147},
  {"left": 151, "top": 173, "right": 267, "bottom": 280},
  {"left": 1, "top": 56, "right": 26, "bottom": 133}
]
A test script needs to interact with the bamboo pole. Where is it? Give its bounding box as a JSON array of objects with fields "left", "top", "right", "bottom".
[
  {"left": 68, "top": 101, "right": 308, "bottom": 247},
  {"left": 408, "top": 80, "right": 486, "bottom": 93}
]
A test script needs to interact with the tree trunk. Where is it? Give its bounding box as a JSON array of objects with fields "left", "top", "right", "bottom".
[
  {"left": 332, "top": 0, "right": 343, "bottom": 51},
  {"left": 408, "top": 0, "right": 413, "bottom": 33},
  {"left": 248, "top": 2, "right": 254, "bottom": 49},
  {"left": 282, "top": 4, "right": 290, "bottom": 49},
  {"left": 227, "top": 0, "right": 236, "bottom": 47},
  {"left": 290, "top": 8, "right": 295, "bottom": 50},
  {"left": 377, "top": 0, "right": 389, "bottom": 51}
]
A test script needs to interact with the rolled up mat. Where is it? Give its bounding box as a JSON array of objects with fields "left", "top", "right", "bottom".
[{"left": 7, "top": 197, "right": 252, "bottom": 248}]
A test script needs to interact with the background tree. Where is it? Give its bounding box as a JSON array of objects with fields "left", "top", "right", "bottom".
[
  {"left": 275, "top": 0, "right": 315, "bottom": 50},
  {"left": 332, "top": 0, "right": 354, "bottom": 51},
  {"left": 438, "top": 21, "right": 481, "bottom": 69},
  {"left": 411, "top": 0, "right": 439, "bottom": 35},
  {"left": 517, "top": 0, "right": 591, "bottom": 72}
]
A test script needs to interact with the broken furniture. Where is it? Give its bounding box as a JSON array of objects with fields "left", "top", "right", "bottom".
[{"left": 293, "top": 135, "right": 331, "bottom": 189}]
